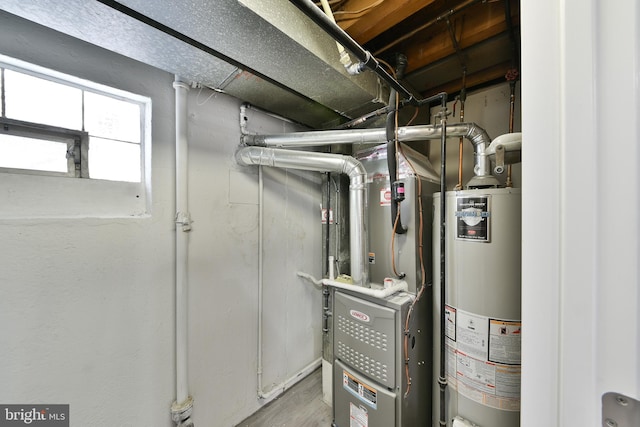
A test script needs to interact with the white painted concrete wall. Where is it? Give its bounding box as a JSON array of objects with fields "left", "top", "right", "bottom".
[
  {"left": 186, "top": 94, "right": 323, "bottom": 426},
  {"left": 521, "top": 0, "right": 640, "bottom": 426},
  {"left": 0, "top": 12, "right": 176, "bottom": 427},
  {"left": 0, "top": 12, "right": 322, "bottom": 427}
]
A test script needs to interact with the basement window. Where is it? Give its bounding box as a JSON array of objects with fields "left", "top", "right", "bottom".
[
  {"left": 0, "top": 55, "right": 149, "bottom": 183},
  {"left": 0, "top": 54, "right": 152, "bottom": 218}
]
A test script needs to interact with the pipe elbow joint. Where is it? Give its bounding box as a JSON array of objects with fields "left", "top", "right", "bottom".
[
  {"left": 346, "top": 62, "right": 366, "bottom": 75},
  {"left": 466, "top": 124, "right": 491, "bottom": 148},
  {"left": 337, "top": 50, "right": 363, "bottom": 76},
  {"left": 234, "top": 147, "right": 251, "bottom": 166},
  {"left": 342, "top": 157, "right": 367, "bottom": 182}
]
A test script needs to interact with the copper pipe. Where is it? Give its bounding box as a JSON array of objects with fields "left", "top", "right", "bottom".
[
  {"left": 456, "top": 140, "right": 464, "bottom": 189},
  {"left": 505, "top": 0, "right": 519, "bottom": 188},
  {"left": 455, "top": 71, "right": 467, "bottom": 190},
  {"left": 456, "top": 121, "right": 465, "bottom": 189},
  {"left": 509, "top": 90, "right": 515, "bottom": 132},
  {"left": 506, "top": 80, "right": 516, "bottom": 187}
]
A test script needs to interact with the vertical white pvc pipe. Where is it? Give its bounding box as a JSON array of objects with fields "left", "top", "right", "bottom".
[
  {"left": 257, "top": 165, "right": 265, "bottom": 397},
  {"left": 319, "top": 0, "right": 344, "bottom": 55},
  {"left": 173, "top": 78, "right": 190, "bottom": 406}
]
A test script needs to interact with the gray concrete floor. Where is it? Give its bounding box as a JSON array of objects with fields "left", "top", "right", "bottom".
[{"left": 235, "top": 368, "right": 332, "bottom": 427}]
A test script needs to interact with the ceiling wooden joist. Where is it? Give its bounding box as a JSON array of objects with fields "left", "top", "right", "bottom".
[{"left": 330, "top": 0, "right": 521, "bottom": 97}]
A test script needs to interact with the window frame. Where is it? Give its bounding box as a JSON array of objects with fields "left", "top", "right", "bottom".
[
  {"left": 0, "top": 117, "right": 89, "bottom": 178},
  {"left": 0, "top": 54, "right": 150, "bottom": 183}
]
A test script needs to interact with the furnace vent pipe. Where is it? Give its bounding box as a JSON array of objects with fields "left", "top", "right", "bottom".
[
  {"left": 242, "top": 123, "right": 495, "bottom": 185},
  {"left": 236, "top": 146, "right": 369, "bottom": 286},
  {"left": 242, "top": 123, "right": 488, "bottom": 147}
]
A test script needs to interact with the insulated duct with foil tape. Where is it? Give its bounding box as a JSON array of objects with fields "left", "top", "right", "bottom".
[{"left": 236, "top": 146, "right": 369, "bottom": 286}]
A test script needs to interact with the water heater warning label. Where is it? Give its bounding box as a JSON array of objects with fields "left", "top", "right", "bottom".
[
  {"left": 445, "top": 305, "right": 456, "bottom": 341},
  {"left": 446, "top": 306, "right": 521, "bottom": 411},
  {"left": 489, "top": 319, "right": 522, "bottom": 365},
  {"left": 456, "top": 196, "right": 490, "bottom": 242}
]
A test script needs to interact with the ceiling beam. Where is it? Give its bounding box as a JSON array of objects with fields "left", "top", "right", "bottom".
[
  {"left": 420, "top": 60, "right": 515, "bottom": 97},
  {"left": 398, "top": 1, "right": 519, "bottom": 73},
  {"left": 337, "top": 0, "right": 438, "bottom": 44}
]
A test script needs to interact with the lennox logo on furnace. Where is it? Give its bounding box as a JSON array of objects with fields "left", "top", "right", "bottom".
[{"left": 350, "top": 309, "right": 370, "bottom": 322}]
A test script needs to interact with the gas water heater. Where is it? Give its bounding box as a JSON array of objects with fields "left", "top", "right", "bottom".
[
  {"left": 331, "top": 144, "right": 439, "bottom": 427},
  {"left": 433, "top": 188, "right": 522, "bottom": 427}
]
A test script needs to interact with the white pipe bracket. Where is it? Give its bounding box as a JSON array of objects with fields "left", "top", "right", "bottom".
[
  {"left": 171, "top": 395, "right": 194, "bottom": 424},
  {"left": 175, "top": 212, "right": 193, "bottom": 232}
]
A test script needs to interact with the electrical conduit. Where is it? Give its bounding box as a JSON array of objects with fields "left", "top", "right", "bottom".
[{"left": 171, "top": 77, "right": 194, "bottom": 427}]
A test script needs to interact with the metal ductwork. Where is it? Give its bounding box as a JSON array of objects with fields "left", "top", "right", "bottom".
[
  {"left": 0, "top": 0, "right": 390, "bottom": 128},
  {"left": 242, "top": 123, "right": 498, "bottom": 187},
  {"left": 235, "top": 146, "right": 369, "bottom": 286}
]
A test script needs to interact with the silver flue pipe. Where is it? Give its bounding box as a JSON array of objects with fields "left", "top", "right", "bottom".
[
  {"left": 242, "top": 123, "right": 496, "bottom": 186},
  {"left": 236, "top": 146, "right": 369, "bottom": 287}
]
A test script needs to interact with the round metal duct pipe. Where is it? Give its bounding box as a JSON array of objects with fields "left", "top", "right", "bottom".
[{"left": 236, "top": 146, "right": 370, "bottom": 286}]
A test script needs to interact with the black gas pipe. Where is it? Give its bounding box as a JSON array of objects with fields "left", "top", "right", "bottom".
[
  {"left": 437, "top": 111, "right": 447, "bottom": 427},
  {"left": 289, "top": 1, "right": 449, "bottom": 424},
  {"left": 387, "top": 55, "right": 408, "bottom": 235},
  {"left": 290, "top": 0, "right": 447, "bottom": 108}
]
